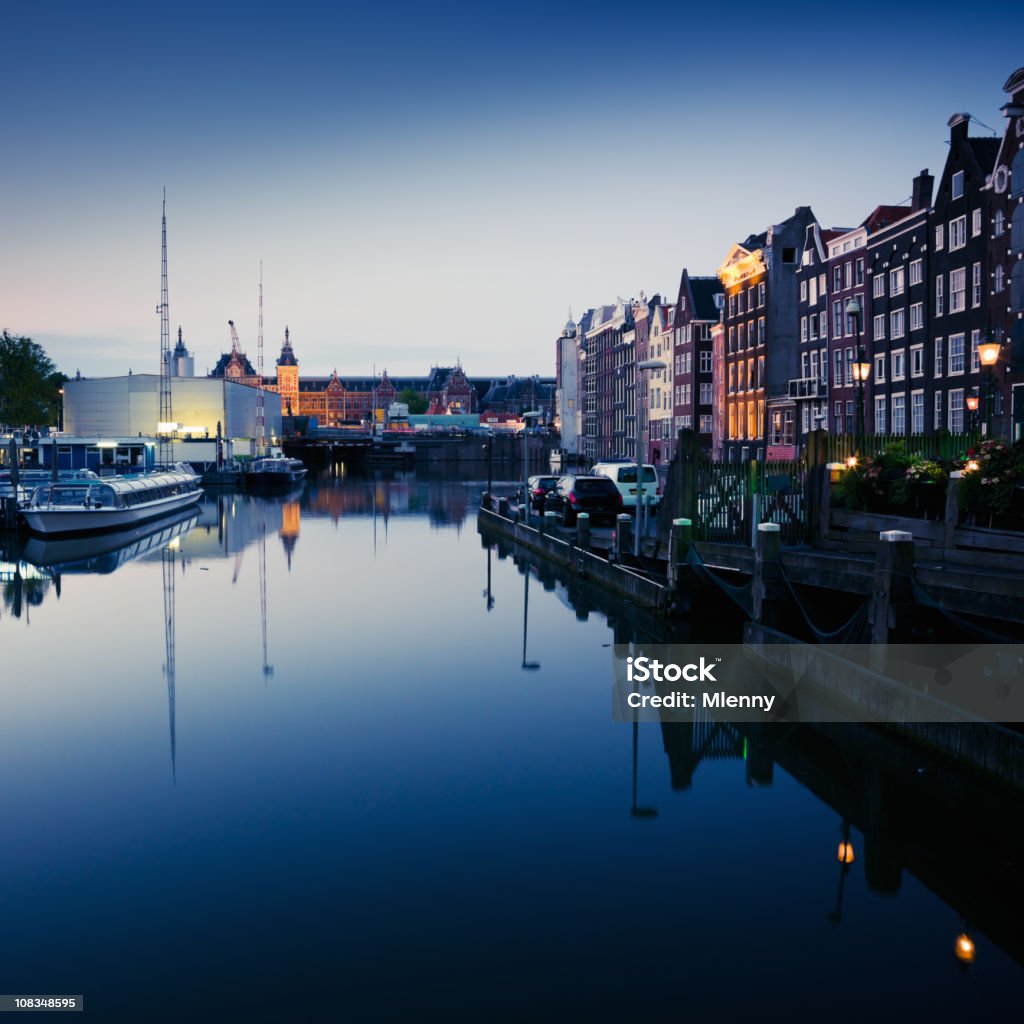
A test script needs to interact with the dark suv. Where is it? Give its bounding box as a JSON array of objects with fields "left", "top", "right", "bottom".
[
  {"left": 544, "top": 474, "right": 622, "bottom": 526},
  {"left": 525, "top": 475, "right": 560, "bottom": 511}
]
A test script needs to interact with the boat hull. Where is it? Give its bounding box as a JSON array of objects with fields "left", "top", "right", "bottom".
[
  {"left": 21, "top": 490, "right": 202, "bottom": 536},
  {"left": 246, "top": 468, "right": 307, "bottom": 492}
]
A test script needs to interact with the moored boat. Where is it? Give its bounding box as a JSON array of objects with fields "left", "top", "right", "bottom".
[
  {"left": 21, "top": 465, "right": 202, "bottom": 536},
  {"left": 246, "top": 457, "right": 307, "bottom": 492}
]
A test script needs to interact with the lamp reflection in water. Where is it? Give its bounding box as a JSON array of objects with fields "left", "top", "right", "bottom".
[
  {"left": 521, "top": 562, "right": 540, "bottom": 671},
  {"left": 827, "top": 820, "right": 855, "bottom": 924},
  {"left": 955, "top": 927, "right": 976, "bottom": 968}
]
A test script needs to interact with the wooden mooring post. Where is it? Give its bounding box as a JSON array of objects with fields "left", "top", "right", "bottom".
[
  {"left": 667, "top": 517, "right": 692, "bottom": 589},
  {"left": 614, "top": 514, "right": 632, "bottom": 562},
  {"left": 1, "top": 496, "right": 19, "bottom": 533},
  {"left": 869, "top": 530, "right": 916, "bottom": 644},
  {"left": 576, "top": 513, "right": 591, "bottom": 551},
  {"left": 752, "top": 522, "right": 785, "bottom": 627}
]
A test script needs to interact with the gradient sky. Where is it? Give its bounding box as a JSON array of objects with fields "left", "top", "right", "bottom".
[{"left": 1, "top": 1, "right": 1021, "bottom": 380}]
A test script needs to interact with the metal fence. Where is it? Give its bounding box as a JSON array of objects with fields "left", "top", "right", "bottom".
[{"left": 824, "top": 432, "right": 979, "bottom": 463}]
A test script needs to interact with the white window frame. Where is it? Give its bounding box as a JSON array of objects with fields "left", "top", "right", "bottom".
[
  {"left": 874, "top": 354, "right": 886, "bottom": 383},
  {"left": 890, "top": 308, "right": 905, "bottom": 339},
  {"left": 872, "top": 274, "right": 885, "bottom": 299},
  {"left": 934, "top": 337, "right": 943, "bottom": 378},
  {"left": 911, "top": 390, "right": 924, "bottom": 435},
  {"left": 948, "top": 388, "right": 964, "bottom": 433},
  {"left": 950, "top": 267, "right": 966, "bottom": 312},
  {"left": 891, "top": 348, "right": 906, "bottom": 382},
  {"left": 890, "top": 266, "right": 905, "bottom": 296},
  {"left": 874, "top": 396, "right": 887, "bottom": 433},
  {"left": 951, "top": 170, "right": 964, "bottom": 200},
  {"left": 910, "top": 344, "right": 924, "bottom": 377},
  {"left": 972, "top": 262, "right": 982, "bottom": 308},
  {"left": 891, "top": 393, "right": 906, "bottom": 436},
  {"left": 909, "top": 259, "right": 923, "bottom": 286},
  {"left": 873, "top": 313, "right": 886, "bottom": 340},
  {"left": 935, "top": 223, "right": 944, "bottom": 250},
  {"left": 948, "top": 332, "right": 965, "bottom": 376},
  {"left": 949, "top": 215, "right": 967, "bottom": 251},
  {"left": 910, "top": 302, "right": 924, "bottom": 330},
  {"left": 935, "top": 275, "right": 944, "bottom": 316},
  {"left": 972, "top": 208, "right": 982, "bottom": 237},
  {"left": 934, "top": 391, "right": 943, "bottom": 431}
]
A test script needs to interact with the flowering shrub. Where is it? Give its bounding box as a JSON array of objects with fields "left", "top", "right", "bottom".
[
  {"left": 958, "top": 439, "right": 1024, "bottom": 518},
  {"left": 891, "top": 457, "right": 947, "bottom": 505}
]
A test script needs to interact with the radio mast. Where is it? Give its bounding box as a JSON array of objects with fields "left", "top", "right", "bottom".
[
  {"left": 157, "top": 189, "right": 173, "bottom": 467},
  {"left": 257, "top": 261, "right": 266, "bottom": 455}
]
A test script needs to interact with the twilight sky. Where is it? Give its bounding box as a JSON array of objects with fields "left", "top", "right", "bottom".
[{"left": 1, "top": 1, "right": 1020, "bottom": 380}]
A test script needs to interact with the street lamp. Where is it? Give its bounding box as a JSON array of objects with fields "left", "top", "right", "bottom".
[
  {"left": 966, "top": 390, "right": 980, "bottom": 433},
  {"left": 635, "top": 359, "right": 666, "bottom": 557},
  {"left": 521, "top": 411, "right": 542, "bottom": 523},
  {"left": 978, "top": 331, "right": 1001, "bottom": 437},
  {"left": 846, "top": 297, "right": 869, "bottom": 446}
]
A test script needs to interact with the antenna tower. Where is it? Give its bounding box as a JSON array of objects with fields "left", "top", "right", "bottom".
[
  {"left": 257, "top": 261, "right": 266, "bottom": 455},
  {"left": 157, "top": 189, "right": 173, "bottom": 467}
]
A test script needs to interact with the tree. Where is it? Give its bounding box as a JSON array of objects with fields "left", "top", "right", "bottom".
[
  {"left": 396, "top": 386, "right": 428, "bottom": 415},
  {"left": 0, "top": 331, "right": 62, "bottom": 427}
]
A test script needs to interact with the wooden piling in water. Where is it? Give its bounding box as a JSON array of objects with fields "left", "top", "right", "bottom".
[
  {"left": 752, "top": 522, "right": 785, "bottom": 627},
  {"left": 869, "top": 530, "right": 916, "bottom": 645}
]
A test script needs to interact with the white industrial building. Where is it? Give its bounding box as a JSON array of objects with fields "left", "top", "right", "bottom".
[{"left": 64, "top": 374, "right": 282, "bottom": 446}]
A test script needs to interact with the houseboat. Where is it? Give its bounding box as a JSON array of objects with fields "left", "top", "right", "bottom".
[{"left": 21, "top": 465, "right": 202, "bottom": 535}]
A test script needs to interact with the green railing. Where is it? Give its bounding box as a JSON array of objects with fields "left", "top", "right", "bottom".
[{"left": 824, "top": 432, "right": 979, "bottom": 463}]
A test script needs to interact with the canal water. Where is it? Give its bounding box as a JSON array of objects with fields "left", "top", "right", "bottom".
[{"left": 1, "top": 472, "right": 1021, "bottom": 1021}]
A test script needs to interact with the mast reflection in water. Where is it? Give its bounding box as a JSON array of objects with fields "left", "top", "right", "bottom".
[{"left": 0, "top": 470, "right": 1020, "bottom": 1022}]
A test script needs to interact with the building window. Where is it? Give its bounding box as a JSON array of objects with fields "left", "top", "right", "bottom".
[
  {"left": 875, "top": 396, "right": 887, "bottom": 433},
  {"left": 950, "top": 268, "right": 966, "bottom": 312},
  {"left": 909, "top": 259, "right": 923, "bottom": 286},
  {"left": 952, "top": 170, "right": 964, "bottom": 200},
  {"left": 934, "top": 391, "right": 943, "bottom": 431},
  {"left": 872, "top": 273, "right": 885, "bottom": 298},
  {"left": 936, "top": 274, "right": 944, "bottom": 316},
  {"left": 890, "top": 267, "right": 905, "bottom": 296},
  {"left": 935, "top": 224, "right": 944, "bottom": 250},
  {"left": 855, "top": 259, "right": 864, "bottom": 286},
  {"left": 782, "top": 247, "right": 796, "bottom": 264},
  {"left": 972, "top": 208, "right": 982, "bottom": 237},
  {"left": 834, "top": 401, "right": 844, "bottom": 434},
  {"left": 819, "top": 312, "right": 828, "bottom": 339},
  {"left": 800, "top": 280, "right": 807, "bottom": 302},
  {"left": 809, "top": 276, "right": 818, "bottom": 304},
  {"left": 833, "top": 300, "right": 843, "bottom": 337},
  {"left": 757, "top": 283, "right": 766, "bottom": 307},
  {"left": 934, "top": 337, "right": 943, "bottom": 378},
  {"left": 699, "top": 350, "right": 713, "bottom": 373},
  {"left": 995, "top": 264, "right": 1005, "bottom": 293},
  {"left": 700, "top": 382, "right": 713, "bottom": 405},
  {"left": 845, "top": 347, "right": 855, "bottom": 386},
  {"left": 949, "top": 215, "right": 967, "bottom": 251},
  {"left": 699, "top": 414, "right": 712, "bottom": 434},
  {"left": 809, "top": 314, "right": 818, "bottom": 341},
  {"left": 948, "top": 332, "right": 965, "bottom": 375},
  {"left": 911, "top": 391, "right": 924, "bottom": 435},
  {"left": 972, "top": 262, "right": 982, "bottom": 307},
  {"left": 874, "top": 354, "right": 886, "bottom": 382},
  {"left": 910, "top": 302, "right": 924, "bottom": 330},
  {"left": 820, "top": 347, "right": 828, "bottom": 384},
  {"left": 910, "top": 345, "right": 924, "bottom": 377},
  {"left": 844, "top": 262, "right": 852, "bottom": 290},
  {"left": 834, "top": 351, "right": 843, "bottom": 388},
  {"left": 833, "top": 266, "right": 842, "bottom": 292},
  {"left": 948, "top": 388, "right": 964, "bottom": 433},
  {"left": 757, "top": 355, "right": 765, "bottom": 388},
  {"left": 892, "top": 394, "right": 906, "bottom": 436},
  {"left": 891, "top": 349, "right": 906, "bottom": 381},
  {"left": 995, "top": 209, "right": 1005, "bottom": 237},
  {"left": 801, "top": 316, "right": 808, "bottom": 342},
  {"left": 890, "top": 308, "right": 905, "bottom": 339},
  {"left": 748, "top": 401, "right": 758, "bottom": 438},
  {"left": 970, "top": 329, "right": 980, "bottom": 373}
]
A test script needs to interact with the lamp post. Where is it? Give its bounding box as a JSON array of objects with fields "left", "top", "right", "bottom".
[
  {"left": 521, "top": 410, "right": 542, "bottom": 523},
  {"left": 978, "top": 331, "right": 1001, "bottom": 438},
  {"left": 634, "top": 359, "right": 666, "bottom": 557},
  {"left": 846, "top": 298, "right": 869, "bottom": 448},
  {"left": 966, "top": 390, "right": 980, "bottom": 434}
]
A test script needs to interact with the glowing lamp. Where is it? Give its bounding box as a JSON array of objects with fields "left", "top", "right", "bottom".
[
  {"left": 954, "top": 932, "right": 976, "bottom": 965},
  {"left": 966, "top": 394, "right": 980, "bottom": 412},
  {"left": 978, "top": 340, "right": 1000, "bottom": 367},
  {"left": 851, "top": 358, "right": 871, "bottom": 383},
  {"left": 95, "top": 441, "right": 118, "bottom": 449},
  {"left": 846, "top": 456, "right": 858, "bottom": 469},
  {"left": 966, "top": 460, "right": 979, "bottom": 473},
  {"left": 837, "top": 841, "right": 855, "bottom": 865}
]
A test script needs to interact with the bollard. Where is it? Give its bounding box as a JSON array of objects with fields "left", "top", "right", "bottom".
[
  {"left": 576, "top": 512, "right": 591, "bottom": 551},
  {"left": 752, "top": 522, "right": 784, "bottom": 627},
  {"left": 497, "top": 496, "right": 510, "bottom": 518},
  {"left": 615, "top": 513, "right": 633, "bottom": 562},
  {"left": 667, "top": 518, "right": 693, "bottom": 588},
  {"left": 870, "top": 530, "right": 916, "bottom": 646},
  {"left": 543, "top": 511, "right": 557, "bottom": 537},
  {"left": 480, "top": 489, "right": 490, "bottom": 511}
]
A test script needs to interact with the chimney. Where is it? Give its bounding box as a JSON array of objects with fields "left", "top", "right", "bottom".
[
  {"left": 947, "top": 112, "right": 970, "bottom": 143},
  {"left": 911, "top": 169, "right": 933, "bottom": 212}
]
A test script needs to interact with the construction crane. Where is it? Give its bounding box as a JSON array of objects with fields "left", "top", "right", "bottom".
[
  {"left": 256, "top": 263, "right": 266, "bottom": 456},
  {"left": 228, "top": 319, "right": 241, "bottom": 354}
]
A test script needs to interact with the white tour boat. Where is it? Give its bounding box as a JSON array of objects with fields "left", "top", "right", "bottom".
[{"left": 22, "top": 465, "right": 203, "bottom": 535}]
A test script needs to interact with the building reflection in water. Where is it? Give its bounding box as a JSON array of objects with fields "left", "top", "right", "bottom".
[{"left": 484, "top": 525, "right": 1024, "bottom": 975}]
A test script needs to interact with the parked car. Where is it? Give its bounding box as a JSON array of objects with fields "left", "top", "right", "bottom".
[
  {"left": 591, "top": 461, "right": 662, "bottom": 511},
  {"left": 524, "top": 474, "right": 561, "bottom": 511},
  {"left": 544, "top": 474, "right": 622, "bottom": 526}
]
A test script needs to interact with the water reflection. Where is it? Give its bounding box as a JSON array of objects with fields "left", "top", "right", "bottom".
[{"left": 486, "top": 524, "right": 1024, "bottom": 978}]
